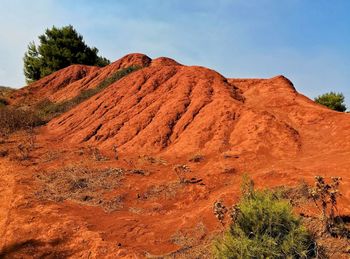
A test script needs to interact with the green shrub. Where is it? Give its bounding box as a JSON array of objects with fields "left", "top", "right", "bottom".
[
  {"left": 314, "top": 92, "right": 346, "bottom": 112},
  {"left": 213, "top": 182, "right": 316, "bottom": 258},
  {"left": 96, "top": 65, "right": 141, "bottom": 90}
]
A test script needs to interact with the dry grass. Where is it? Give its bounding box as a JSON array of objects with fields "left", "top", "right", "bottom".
[
  {"left": 188, "top": 154, "right": 204, "bottom": 163},
  {"left": 137, "top": 181, "right": 181, "bottom": 201},
  {"left": 87, "top": 145, "right": 109, "bottom": 161},
  {"left": 138, "top": 155, "right": 167, "bottom": 165},
  {"left": 0, "top": 107, "right": 43, "bottom": 141},
  {"left": 173, "top": 164, "right": 191, "bottom": 183},
  {"left": 278, "top": 182, "right": 350, "bottom": 258},
  {"left": 0, "top": 148, "right": 8, "bottom": 157},
  {"left": 41, "top": 150, "right": 61, "bottom": 163},
  {"left": 35, "top": 165, "right": 125, "bottom": 212},
  {"left": 304, "top": 217, "right": 350, "bottom": 258},
  {"left": 165, "top": 222, "right": 212, "bottom": 259}
]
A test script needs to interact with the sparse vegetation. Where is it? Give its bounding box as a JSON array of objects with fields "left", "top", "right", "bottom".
[
  {"left": 0, "top": 149, "right": 9, "bottom": 157},
  {"left": 0, "top": 106, "right": 43, "bottom": 141},
  {"left": 87, "top": 145, "right": 109, "bottom": 161},
  {"left": 34, "top": 65, "right": 142, "bottom": 122},
  {"left": 213, "top": 176, "right": 317, "bottom": 258},
  {"left": 189, "top": 153, "right": 204, "bottom": 163},
  {"left": 173, "top": 164, "right": 191, "bottom": 183},
  {"left": 213, "top": 201, "right": 228, "bottom": 225},
  {"left": 309, "top": 176, "right": 348, "bottom": 237},
  {"left": 0, "top": 86, "right": 15, "bottom": 107},
  {"left": 137, "top": 181, "right": 181, "bottom": 201},
  {"left": 0, "top": 98, "right": 9, "bottom": 107},
  {"left": 314, "top": 92, "right": 347, "bottom": 112},
  {"left": 16, "top": 143, "right": 31, "bottom": 160},
  {"left": 138, "top": 155, "right": 167, "bottom": 165},
  {"left": 36, "top": 165, "right": 125, "bottom": 212}
]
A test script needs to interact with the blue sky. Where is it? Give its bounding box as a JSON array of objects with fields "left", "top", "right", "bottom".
[{"left": 0, "top": 0, "right": 349, "bottom": 105}]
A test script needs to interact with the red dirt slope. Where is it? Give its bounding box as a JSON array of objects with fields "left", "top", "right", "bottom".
[
  {"left": 50, "top": 53, "right": 152, "bottom": 102},
  {"left": 47, "top": 60, "right": 346, "bottom": 162},
  {"left": 10, "top": 65, "right": 100, "bottom": 105},
  {"left": 2, "top": 53, "right": 350, "bottom": 258},
  {"left": 10, "top": 53, "right": 152, "bottom": 105}
]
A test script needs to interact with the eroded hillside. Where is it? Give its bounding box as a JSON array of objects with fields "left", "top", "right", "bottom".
[{"left": 1, "top": 54, "right": 349, "bottom": 258}]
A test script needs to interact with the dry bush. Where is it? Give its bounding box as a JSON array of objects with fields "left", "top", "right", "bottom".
[
  {"left": 129, "top": 169, "right": 148, "bottom": 176},
  {"left": 0, "top": 149, "right": 9, "bottom": 157},
  {"left": 0, "top": 98, "right": 9, "bottom": 107},
  {"left": 189, "top": 154, "right": 204, "bottom": 163},
  {"left": 0, "top": 106, "right": 43, "bottom": 142},
  {"left": 16, "top": 143, "right": 31, "bottom": 160},
  {"left": 12, "top": 127, "right": 38, "bottom": 161},
  {"left": 138, "top": 155, "right": 167, "bottom": 165},
  {"left": 87, "top": 145, "right": 109, "bottom": 161},
  {"left": 222, "top": 167, "right": 236, "bottom": 174},
  {"left": 35, "top": 165, "right": 125, "bottom": 212},
  {"left": 173, "top": 164, "right": 191, "bottom": 183},
  {"left": 137, "top": 181, "right": 181, "bottom": 201},
  {"left": 41, "top": 150, "right": 60, "bottom": 162},
  {"left": 309, "top": 176, "right": 348, "bottom": 236}
]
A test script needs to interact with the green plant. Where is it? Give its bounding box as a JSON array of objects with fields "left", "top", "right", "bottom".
[
  {"left": 95, "top": 65, "right": 141, "bottom": 90},
  {"left": 213, "top": 177, "right": 316, "bottom": 258},
  {"left": 23, "top": 25, "right": 110, "bottom": 83},
  {"left": 314, "top": 92, "right": 346, "bottom": 112}
]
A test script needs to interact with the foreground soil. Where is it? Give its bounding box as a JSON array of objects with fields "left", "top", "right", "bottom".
[{"left": 1, "top": 54, "right": 350, "bottom": 258}]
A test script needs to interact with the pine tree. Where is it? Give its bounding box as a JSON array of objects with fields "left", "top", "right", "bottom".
[
  {"left": 23, "top": 25, "right": 110, "bottom": 84},
  {"left": 314, "top": 92, "right": 347, "bottom": 112}
]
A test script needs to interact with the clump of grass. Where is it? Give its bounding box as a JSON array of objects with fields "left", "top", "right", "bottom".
[
  {"left": 0, "top": 98, "right": 9, "bottom": 107},
  {"left": 189, "top": 154, "right": 204, "bottom": 163},
  {"left": 137, "top": 181, "right": 181, "bottom": 201},
  {"left": 173, "top": 164, "right": 191, "bottom": 183},
  {"left": 96, "top": 65, "right": 142, "bottom": 90},
  {"left": 35, "top": 65, "right": 142, "bottom": 122},
  {"left": 87, "top": 145, "right": 109, "bottom": 161},
  {"left": 138, "top": 155, "right": 167, "bottom": 165},
  {"left": 213, "top": 176, "right": 317, "bottom": 258},
  {"left": 0, "top": 106, "right": 43, "bottom": 139},
  {"left": 0, "top": 149, "right": 8, "bottom": 157}
]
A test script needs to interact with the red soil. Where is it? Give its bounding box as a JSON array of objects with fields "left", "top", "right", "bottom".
[
  {"left": 10, "top": 64, "right": 100, "bottom": 105},
  {"left": 1, "top": 53, "right": 350, "bottom": 258},
  {"left": 10, "top": 53, "right": 152, "bottom": 105}
]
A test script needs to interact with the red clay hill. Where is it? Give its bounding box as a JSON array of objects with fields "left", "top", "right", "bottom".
[
  {"left": 1, "top": 53, "right": 350, "bottom": 258},
  {"left": 10, "top": 53, "right": 152, "bottom": 104},
  {"left": 45, "top": 54, "right": 350, "bottom": 162}
]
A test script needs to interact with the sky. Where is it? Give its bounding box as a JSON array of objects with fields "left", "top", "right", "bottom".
[{"left": 0, "top": 0, "right": 349, "bottom": 105}]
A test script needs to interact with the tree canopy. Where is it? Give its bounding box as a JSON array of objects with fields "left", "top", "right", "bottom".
[
  {"left": 23, "top": 25, "right": 110, "bottom": 84},
  {"left": 314, "top": 92, "right": 347, "bottom": 112}
]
